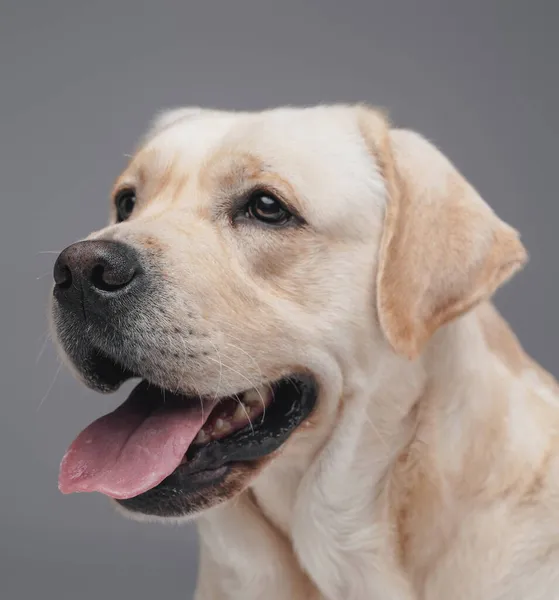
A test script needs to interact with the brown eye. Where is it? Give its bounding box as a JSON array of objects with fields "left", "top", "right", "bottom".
[
  {"left": 115, "top": 189, "right": 136, "bottom": 223},
  {"left": 245, "top": 191, "right": 291, "bottom": 225}
]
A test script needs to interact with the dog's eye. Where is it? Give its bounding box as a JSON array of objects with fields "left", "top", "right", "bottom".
[
  {"left": 245, "top": 191, "right": 291, "bottom": 225},
  {"left": 115, "top": 189, "right": 136, "bottom": 223}
]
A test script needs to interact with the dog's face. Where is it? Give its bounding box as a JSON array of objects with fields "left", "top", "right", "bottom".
[{"left": 51, "top": 105, "right": 526, "bottom": 521}]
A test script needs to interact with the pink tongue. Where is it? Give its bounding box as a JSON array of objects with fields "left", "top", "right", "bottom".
[{"left": 59, "top": 383, "right": 213, "bottom": 500}]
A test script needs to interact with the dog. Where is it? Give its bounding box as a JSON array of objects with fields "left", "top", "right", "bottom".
[{"left": 50, "top": 104, "right": 559, "bottom": 600}]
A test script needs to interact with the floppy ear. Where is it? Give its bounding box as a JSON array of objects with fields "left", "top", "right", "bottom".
[{"left": 373, "top": 126, "right": 527, "bottom": 359}]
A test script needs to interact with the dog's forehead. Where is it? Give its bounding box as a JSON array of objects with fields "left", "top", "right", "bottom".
[{"left": 119, "top": 107, "right": 387, "bottom": 232}]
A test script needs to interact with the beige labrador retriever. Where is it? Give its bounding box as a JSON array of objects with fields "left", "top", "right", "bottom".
[{"left": 51, "top": 105, "right": 559, "bottom": 600}]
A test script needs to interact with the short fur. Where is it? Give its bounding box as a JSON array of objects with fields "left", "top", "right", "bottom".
[{"left": 56, "top": 105, "right": 559, "bottom": 600}]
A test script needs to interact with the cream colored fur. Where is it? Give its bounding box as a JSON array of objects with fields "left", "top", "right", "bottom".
[{"left": 89, "top": 105, "right": 558, "bottom": 599}]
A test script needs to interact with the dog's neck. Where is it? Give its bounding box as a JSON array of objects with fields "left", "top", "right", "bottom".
[{"left": 197, "top": 303, "right": 559, "bottom": 599}]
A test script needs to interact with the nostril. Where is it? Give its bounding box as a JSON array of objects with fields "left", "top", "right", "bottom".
[
  {"left": 53, "top": 261, "right": 73, "bottom": 290},
  {"left": 91, "top": 265, "right": 108, "bottom": 291},
  {"left": 53, "top": 241, "right": 142, "bottom": 299},
  {"left": 90, "top": 263, "right": 137, "bottom": 292}
]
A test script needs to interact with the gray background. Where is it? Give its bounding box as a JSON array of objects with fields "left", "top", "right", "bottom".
[{"left": 1, "top": 0, "right": 557, "bottom": 598}]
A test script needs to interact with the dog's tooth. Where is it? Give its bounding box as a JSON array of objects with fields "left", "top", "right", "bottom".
[
  {"left": 215, "top": 418, "right": 231, "bottom": 433},
  {"left": 243, "top": 388, "right": 264, "bottom": 407},
  {"left": 261, "top": 386, "right": 272, "bottom": 405},
  {"left": 233, "top": 403, "right": 247, "bottom": 422},
  {"left": 194, "top": 429, "right": 210, "bottom": 445}
]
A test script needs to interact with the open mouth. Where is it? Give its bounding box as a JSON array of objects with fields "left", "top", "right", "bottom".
[{"left": 59, "top": 352, "right": 317, "bottom": 504}]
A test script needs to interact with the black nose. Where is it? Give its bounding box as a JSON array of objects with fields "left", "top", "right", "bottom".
[{"left": 53, "top": 241, "right": 142, "bottom": 305}]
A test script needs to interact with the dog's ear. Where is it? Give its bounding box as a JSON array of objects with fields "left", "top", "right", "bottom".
[{"left": 363, "top": 117, "right": 527, "bottom": 359}]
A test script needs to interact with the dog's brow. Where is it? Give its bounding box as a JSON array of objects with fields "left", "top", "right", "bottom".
[
  {"left": 199, "top": 151, "right": 264, "bottom": 189},
  {"left": 112, "top": 164, "right": 143, "bottom": 196},
  {"left": 203, "top": 153, "right": 304, "bottom": 214}
]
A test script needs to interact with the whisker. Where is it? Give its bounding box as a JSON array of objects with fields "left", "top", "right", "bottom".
[
  {"left": 362, "top": 411, "right": 390, "bottom": 452},
  {"left": 223, "top": 340, "right": 266, "bottom": 421},
  {"left": 207, "top": 320, "right": 257, "bottom": 340},
  {"left": 199, "top": 322, "right": 270, "bottom": 420},
  {"left": 233, "top": 392, "right": 254, "bottom": 434},
  {"left": 178, "top": 335, "right": 205, "bottom": 420},
  {"left": 37, "top": 363, "right": 63, "bottom": 411},
  {"left": 223, "top": 340, "right": 263, "bottom": 380},
  {"left": 35, "top": 331, "right": 52, "bottom": 365},
  {"left": 207, "top": 339, "right": 224, "bottom": 404},
  {"left": 37, "top": 250, "right": 61, "bottom": 255},
  {"left": 204, "top": 355, "right": 267, "bottom": 419}
]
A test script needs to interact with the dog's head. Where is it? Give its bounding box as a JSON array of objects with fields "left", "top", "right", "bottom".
[{"left": 51, "top": 105, "right": 526, "bottom": 520}]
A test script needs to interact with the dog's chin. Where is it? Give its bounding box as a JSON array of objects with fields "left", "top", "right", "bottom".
[
  {"left": 59, "top": 345, "right": 318, "bottom": 520},
  {"left": 113, "top": 460, "right": 268, "bottom": 523}
]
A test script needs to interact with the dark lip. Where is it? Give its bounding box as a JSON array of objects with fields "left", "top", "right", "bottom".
[
  {"left": 181, "top": 374, "right": 317, "bottom": 473},
  {"left": 84, "top": 348, "right": 137, "bottom": 391},
  {"left": 114, "top": 374, "right": 318, "bottom": 516}
]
